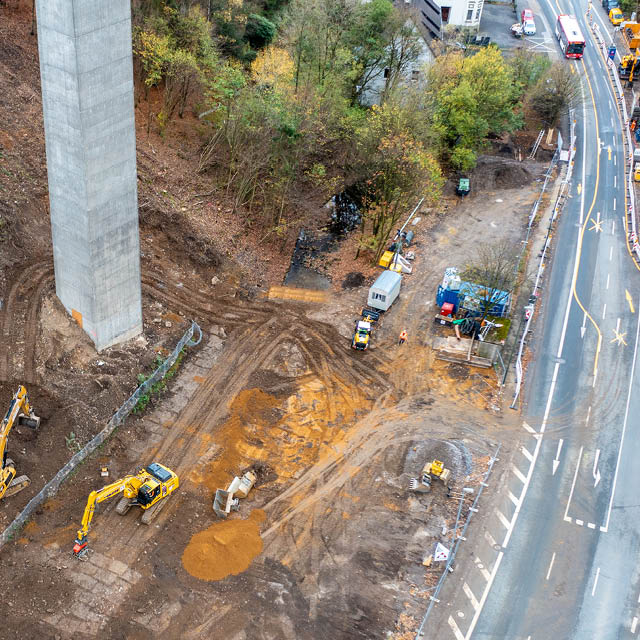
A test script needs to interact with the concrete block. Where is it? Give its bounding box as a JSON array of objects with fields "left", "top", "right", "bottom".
[{"left": 35, "top": 0, "right": 142, "bottom": 352}]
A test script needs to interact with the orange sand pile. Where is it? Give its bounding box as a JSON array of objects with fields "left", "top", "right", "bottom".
[{"left": 182, "top": 509, "right": 266, "bottom": 581}]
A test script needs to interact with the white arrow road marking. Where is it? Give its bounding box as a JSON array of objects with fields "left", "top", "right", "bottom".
[
  {"left": 552, "top": 439, "right": 564, "bottom": 475},
  {"left": 593, "top": 449, "right": 601, "bottom": 488}
]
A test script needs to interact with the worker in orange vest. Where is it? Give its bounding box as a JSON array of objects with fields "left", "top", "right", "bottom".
[{"left": 398, "top": 330, "right": 407, "bottom": 345}]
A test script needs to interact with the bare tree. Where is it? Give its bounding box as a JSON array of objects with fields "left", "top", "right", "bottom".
[
  {"left": 529, "top": 62, "right": 581, "bottom": 127},
  {"left": 460, "top": 241, "right": 518, "bottom": 321}
]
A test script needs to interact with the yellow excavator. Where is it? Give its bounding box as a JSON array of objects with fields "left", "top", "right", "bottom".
[
  {"left": 1, "top": 385, "right": 40, "bottom": 500},
  {"left": 72, "top": 462, "right": 179, "bottom": 557}
]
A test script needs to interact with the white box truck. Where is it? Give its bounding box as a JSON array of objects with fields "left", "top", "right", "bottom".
[{"left": 367, "top": 270, "right": 402, "bottom": 311}]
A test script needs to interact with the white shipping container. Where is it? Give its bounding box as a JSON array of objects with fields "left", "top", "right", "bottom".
[{"left": 367, "top": 270, "right": 402, "bottom": 311}]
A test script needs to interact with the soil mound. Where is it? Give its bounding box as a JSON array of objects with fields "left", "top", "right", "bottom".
[
  {"left": 471, "top": 156, "right": 534, "bottom": 190},
  {"left": 182, "top": 509, "right": 266, "bottom": 581}
]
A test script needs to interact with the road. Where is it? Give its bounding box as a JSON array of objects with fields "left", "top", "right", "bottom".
[
  {"left": 429, "top": 2, "right": 640, "bottom": 639},
  {"left": 466, "top": 1, "right": 640, "bottom": 638}
]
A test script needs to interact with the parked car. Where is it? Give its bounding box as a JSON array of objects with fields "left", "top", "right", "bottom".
[
  {"left": 521, "top": 10, "right": 536, "bottom": 35},
  {"left": 610, "top": 7, "right": 624, "bottom": 25}
]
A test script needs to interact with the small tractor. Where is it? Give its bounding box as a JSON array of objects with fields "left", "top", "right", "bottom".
[
  {"left": 351, "top": 308, "right": 380, "bottom": 351},
  {"left": 409, "top": 459, "right": 451, "bottom": 493}
]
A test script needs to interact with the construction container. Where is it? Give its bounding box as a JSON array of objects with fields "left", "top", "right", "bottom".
[
  {"left": 379, "top": 250, "right": 394, "bottom": 268},
  {"left": 367, "top": 270, "right": 402, "bottom": 311}
]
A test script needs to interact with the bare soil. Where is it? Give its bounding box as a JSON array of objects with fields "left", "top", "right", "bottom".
[{"left": 0, "top": 3, "right": 554, "bottom": 639}]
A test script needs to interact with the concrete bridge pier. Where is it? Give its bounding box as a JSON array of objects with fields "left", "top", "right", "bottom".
[{"left": 35, "top": 0, "right": 142, "bottom": 351}]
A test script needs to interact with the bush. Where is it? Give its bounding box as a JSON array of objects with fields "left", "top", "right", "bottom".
[{"left": 245, "top": 14, "right": 277, "bottom": 50}]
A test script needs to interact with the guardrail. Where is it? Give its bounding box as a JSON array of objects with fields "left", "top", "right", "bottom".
[
  {"left": 590, "top": 20, "right": 639, "bottom": 258},
  {"left": 0, "top": 321, "right": 202, "bottom": 549}
]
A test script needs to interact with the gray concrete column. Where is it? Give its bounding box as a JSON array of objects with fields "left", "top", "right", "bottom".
[{"left": 35, "top": 0, "right": 142, "bottom": 351}]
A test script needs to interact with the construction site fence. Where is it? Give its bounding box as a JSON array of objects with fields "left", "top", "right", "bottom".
[
  {"left": 0, "top": 321, "right": 202, "bottom": 550},
  {"left": 414, "top": 443, "right": 502, "bottom": 639}
]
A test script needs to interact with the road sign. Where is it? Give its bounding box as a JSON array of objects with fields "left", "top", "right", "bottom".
[
  {"left": 608, "top": 46, "right": 616, "bottom": 60},
  {"left": 434, "top": 542, "right": 450, "bottom": 561}
]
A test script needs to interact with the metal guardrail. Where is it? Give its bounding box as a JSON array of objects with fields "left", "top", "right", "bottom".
[
  {"left": 0, "top": 321, "right": 202, "bottom": 549},
  {"left": 590, "top": 20, "right": 639, "bottom": 257},
  {"left": 414, "top": 443, "right": 502, "bottom": 639}
]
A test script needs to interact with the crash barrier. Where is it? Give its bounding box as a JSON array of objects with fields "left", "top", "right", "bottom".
[
  {"left": 590, "top": 20, "right": 639, "bottom": 259},
  {"left": 508, "top": 142, "right": 563, "bottom": 403},
  {"left": 413, "top": 443, "right": 502, "bottom": 639},
  {"left": 0, "top": 321, "right": 202, "bottom": 549}
]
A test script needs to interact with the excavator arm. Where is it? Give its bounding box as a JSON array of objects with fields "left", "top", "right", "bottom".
[
  {"left": 0, "top": 386, "right": 40, "bottom": 500},
  {"left": 73, "top": 474, "right": 140, "bottom": 556}
]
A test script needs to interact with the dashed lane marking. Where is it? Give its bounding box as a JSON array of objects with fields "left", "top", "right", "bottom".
[
  {"left": 463, "top": 582, "right": 480, "bottom": 610},
  {"left": 588, "top": 522, "right": 596, "bottom": 529},
  {"left": 496, "top": 509, "right": 512, "bottom": 531},
  {"left": 512, "top": 464, "right": 527, "bottom": 485},
  {"left": 576, "top": 519, "right": 584, "bottom": 526},
  {"left": 631, "top": 616, "right": 638, "bottom": 634},
  {"left": 448, "top": 615, "right": 466, "bottom": 640},
  {"left": 508, "top": 490, "right": 520, "bottom": 507},
  {"left": 545, "top": 552, "right": 556, "bottom": 581},
  {"left": 474, "top": 556, "right": 491, "bottom": 582},
  {"left": 521, "top": 446, "right": 534, "bottom": 462}
]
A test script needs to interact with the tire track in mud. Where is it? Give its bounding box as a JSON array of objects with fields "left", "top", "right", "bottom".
[{"left": 0, "top": 261, "right": 54, "bottom": 383}]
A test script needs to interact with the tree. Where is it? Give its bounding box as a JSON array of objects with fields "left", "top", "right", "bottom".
[
  {"left": 460, "top": 241, "right": 518, "bottom": 321},
  {"left": 509, "top": 49, "right": 550, "bottom": 93},
  {"left": 529, "top": 62, "right": 581, "bottom": 127},
  {"left": 245, "top": 13, "right": 277, "bottom": 50},
  {"left": 426, "top": 48, "right": 521, "bottom": 170}
]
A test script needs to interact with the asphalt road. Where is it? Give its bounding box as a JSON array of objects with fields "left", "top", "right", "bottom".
[{"left": 465, "top": 1, "right": 640, "bottom": 638}]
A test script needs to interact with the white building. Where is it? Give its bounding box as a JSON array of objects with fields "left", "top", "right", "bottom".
[{"left": 409, "top": 0, "right": 485, "bottom": 39}]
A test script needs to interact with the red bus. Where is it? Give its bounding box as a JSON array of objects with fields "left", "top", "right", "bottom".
[{"left": 556, "top": 15, "right": 586, "bottom": 58}]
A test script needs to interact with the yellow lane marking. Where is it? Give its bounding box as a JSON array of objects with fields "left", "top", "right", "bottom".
[
  {"left": 626, "top": 289, "right": 635, "bottom": 313},
  {"left": 574, "top": 58, "right": 603, "bottom": 376},
  {"left": 611, "top": 328, "right": 628, "bottom": 346},
  {"left": 608, "top": 146, "right": 612, "bottom": 161},
  {"left": 587, "top": 14, "right": 640, "bottom": 273},
  {"left": 577, "top": 183, "right": 582, "bottom": 195}
]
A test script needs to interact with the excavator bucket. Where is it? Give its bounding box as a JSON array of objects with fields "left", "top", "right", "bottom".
[{"left": 17, "top": 414, "right": 40, "bottom": 430}]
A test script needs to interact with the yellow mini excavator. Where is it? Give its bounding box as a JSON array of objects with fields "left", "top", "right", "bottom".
[
  {"left": 1, "top": 385, "right": 40, "bottom": 500},
  {"left": 73, "top": 462, "right": 179, "bottom": 557}
]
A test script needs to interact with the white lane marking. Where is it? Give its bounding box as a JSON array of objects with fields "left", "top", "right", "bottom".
[
  {"left": 523, "top": 421, "right": 536, "bottom": 434},
  {"left": 586, "top": 406, "right": 591, "bottom": 425},
  {"left": 588, "top": 522, "right": 596, "bottom": 529},
  {"left": 593, "top": 449, "right": 601, "bottom": 487},
  {"left": 496, "top": 509, "right": 511, "bottom": 531},
  {"left": 464, "top": 75, "right": 587, "bottom": 638},
  {"left": 552, "top": 439, "right": 564, "bottom": 475},
  {"left": 612, "top": 219, "right": 616, "bottom": 235},
  {"left": 581, "top": 312, "right": 587, "bottom": 339},
  {"left": 474, "top": 556, "right": 491, "bottom": 582},
  {"left": 602, "top": 303, "right": 607, "bottom": 320},
  {"left": 521, "top": 446, "right": 534, "bottom": 462},
  {"left": 576, "top": 519, "right": 584, "bottom": 526},
  {"left": 603, "top": 306, "right": 640, "bottom": 533},
  {"left": 637, "top": 591, "right": 640, "bottom": 604},
  {"left": 512, "top": 464, "right": 527, "bottom": 484},
  {"left": 593, "top": 368, "right": 598, "bottom": 387},
  {"left": 592, "top": 567, "right": 601, "bottom": 596},
  {"left": 614, "top": 175, "right": 617, "bottom": 188},
  {"left": 610, "top": 246, "right": 613, "bottom": 261},
  {"left": 632, "top": 616, "right": 638, "bottom": 634},
  {"left": 508, "top": 490, "right": 520, "bottom": 507},
  {"left": 614, "top": 197, "right": 616, "bottom": 211},
  {"left": 448, "top": 615, "right": 465, "bottom": 640},
  {"left": 463, "top": 582, "right": 480, "bottom": 610},
  {"left": 564, "top": 446, "right": 584, "bottom": 522},
  {"left": 545, "top": 552, "right": 556, "bottom": 580},
  {"left": 484, "top": 530, "right": 497, "bottom": 548},
  {"left": 606, "top": 273, "right": 610, "bottom": 289}
]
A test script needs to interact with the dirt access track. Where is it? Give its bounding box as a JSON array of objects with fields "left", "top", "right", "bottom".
[{"left": 0, "top": 169, "right": 553, "bottom": 640}]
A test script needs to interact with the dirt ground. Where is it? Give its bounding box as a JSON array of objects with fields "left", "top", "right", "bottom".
[{"left": 0, "top": 3, "right": 554, "bottom": 639}]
